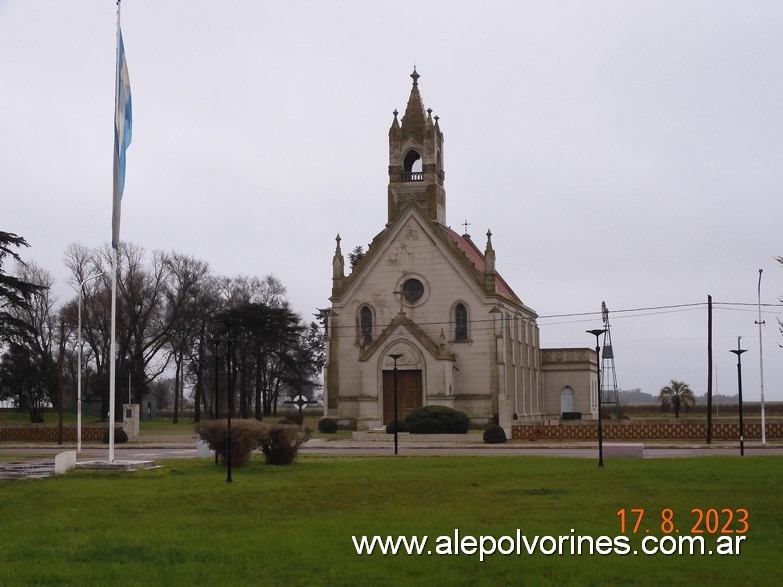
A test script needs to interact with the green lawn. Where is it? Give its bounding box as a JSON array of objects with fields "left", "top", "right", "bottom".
[{"left": 0, "top": 455, "right": 780, "bottom": 586}]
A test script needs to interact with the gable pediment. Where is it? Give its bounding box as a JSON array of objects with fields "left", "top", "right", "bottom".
[
  {"left": 359, "top": 312, "right": 455, "bottom": 362},
  {"left": 334, "top": 205, "right": 486, "bottom": 302},
  {"left": 332, "top": 203, "right": 535, "bottom": 317}
]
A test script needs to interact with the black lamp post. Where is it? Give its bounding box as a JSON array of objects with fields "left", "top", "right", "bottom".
[
  {"left": 730, "top": 337, "right": 747, "bottom": 457},
  {"left": 225, "top": 331, "right": 235, "bottom": 483},
  {"left": 388, "top": 353, "right": 403, "bottom": 456},
  {"left": 587, "top": 329, "right": 606, "bottom": 467},
  {"left": 213, "top": 318, "right": 241, "bottom": 483}
]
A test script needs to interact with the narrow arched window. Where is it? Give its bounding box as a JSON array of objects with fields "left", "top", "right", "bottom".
[
  {"left": 455, "top": 303, "right": 468, "bottom": 341},
  {"left": 360, "top": 305, "right": 373, "bottom": 344}
]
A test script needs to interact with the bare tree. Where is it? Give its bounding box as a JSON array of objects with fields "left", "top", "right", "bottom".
[
  {"left": 217, "top": 274, "right": 288, "bottom": 308},
  {"left": 63, "top": 243, "right": 173, "bottom": 418},
  {"left": 163, "top": 252, "right": 214, "bottom": 423}
]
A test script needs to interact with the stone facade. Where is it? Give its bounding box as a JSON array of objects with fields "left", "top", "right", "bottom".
[
  {"left": 541, "top": 348, "right": 598, "bottom": 417},
  {"left": 325, "top": 70, "right": 596, "bottom": 432}
]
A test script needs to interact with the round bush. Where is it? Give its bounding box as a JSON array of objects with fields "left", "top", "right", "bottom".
[
  {"left": 101, "top": 428, "right": 129, "bottom": 444},
  {"left": 317, "top": 417, "right": 339, "bottom": 434},
  {"left": 195, "top": 419, "right": 264, "bottom": 468},
  {"left": 405, "top": 405, "right": 469, "bottom": 434},
  {"left": 483, "top": 424, "right": 507, "bottom": 444},
  {"left": 385, "top": 420, "right": 409, "bottom": 434}
]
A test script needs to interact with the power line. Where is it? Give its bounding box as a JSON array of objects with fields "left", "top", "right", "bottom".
[{"left": 323, "top": 300, "right": 783, "bottom": 338}]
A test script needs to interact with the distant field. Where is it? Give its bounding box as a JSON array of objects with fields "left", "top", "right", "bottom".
[{"left": 0, "top": 455, "right": 780, "bottom": 586}]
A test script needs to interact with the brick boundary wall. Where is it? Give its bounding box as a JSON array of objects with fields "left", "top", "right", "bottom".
[
  {"left": 512, "top": 421, "right": 783, "bottom": 441},
  {"left": 0, "top": 426, "right": 111, "bottom": 442}
]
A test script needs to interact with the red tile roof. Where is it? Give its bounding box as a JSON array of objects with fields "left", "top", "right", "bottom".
[{"left": 444, "top": 226, "right": 520, "bottom": 303}]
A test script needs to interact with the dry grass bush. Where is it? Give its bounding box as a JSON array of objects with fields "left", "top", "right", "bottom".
[
  {"left": 196, "top": 419, "right": 265, "bottom": 467},
  {"left": 259, "top": 424, "right": 311, "bottom": 465},
  {"left": 196, "top": 419, "right": 310, "bottom": 467}
]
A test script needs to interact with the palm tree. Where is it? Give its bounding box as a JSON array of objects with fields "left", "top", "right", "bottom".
[{"left": 658, "top": 380, "right": 696, "bottom": 418}]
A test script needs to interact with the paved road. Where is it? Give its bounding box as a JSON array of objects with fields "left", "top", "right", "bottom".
[
  {"left": 3, "top": 442, "right": 782, "bottom": 480},
  {"left": 3, "top": 442, "right": 782, "bottom": 461}
]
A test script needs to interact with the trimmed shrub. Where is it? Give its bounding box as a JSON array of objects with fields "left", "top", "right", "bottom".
[
  {"left": 196, "top": 420, "right": 310, "bottom": 467},
  {"left": 405, "top": 405, "right": 469, "bottom": 434},
  {"left": 385, "top": 420, "right": 409, "bottom": 434},
  {"left": 101, "top": 428, "right": 128, "bottom": 444},
  {"left": 483, "top": 424, "right": 507, "bottom": 444},
  {"left": 196, "top": 419, "right": 265, "bottom": 468},
  {"left": 258, "top": 424, "right": 311, "bottom": 465},
  {"left": 318, "top": 417, "right": 339, "bottom": 434}
]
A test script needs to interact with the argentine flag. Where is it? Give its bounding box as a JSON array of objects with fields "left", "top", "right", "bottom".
[{"left": 112, "top": 29, "right": 132, "bottom": 249}]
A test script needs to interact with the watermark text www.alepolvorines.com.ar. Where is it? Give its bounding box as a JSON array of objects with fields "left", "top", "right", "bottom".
[{"left": 351, "top": 529, "right": 747, "bottom": 561}]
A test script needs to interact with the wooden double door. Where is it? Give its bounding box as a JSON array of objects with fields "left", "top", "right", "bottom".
[{"left": 382, "top": 369, "right": 422, "bottom": 424}]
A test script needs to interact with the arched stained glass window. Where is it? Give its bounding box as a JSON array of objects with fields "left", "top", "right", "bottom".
[
  {"left": 360, "top": 305, "right": 373, "bottom": 344},
  {"left": 455, "top": 303, "right": 468, "bottom": 341}
]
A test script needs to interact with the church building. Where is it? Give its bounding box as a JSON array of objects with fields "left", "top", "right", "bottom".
[{"left": 324, "top": 70, "right": 598, "bottom": 433}]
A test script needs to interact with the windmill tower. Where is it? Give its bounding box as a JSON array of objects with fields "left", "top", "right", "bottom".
[{"left": 600, "top": 301, "right": 620, "bottom": 409}]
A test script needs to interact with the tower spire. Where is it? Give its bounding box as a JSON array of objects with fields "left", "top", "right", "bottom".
[{"left": 387, "top": 68, "right": 446, "bottom": 225}]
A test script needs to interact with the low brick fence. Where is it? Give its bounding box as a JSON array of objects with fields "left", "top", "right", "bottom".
[
  {"left": 0, "top": 425, "right": 111, "bottom": 442},
  {"left": 512, "top": 420, "right": 783, "bottom": 441}
]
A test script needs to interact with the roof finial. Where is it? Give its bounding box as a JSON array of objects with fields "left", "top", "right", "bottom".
[
  {"left": 411, "top": 66, "right": 420, "bottom": 85},
  {"left": 484, "top": 229, "right": 496, "bottom": 283},
  {"left": 462, "top": 219, "right": 471, "bottom": 236}
]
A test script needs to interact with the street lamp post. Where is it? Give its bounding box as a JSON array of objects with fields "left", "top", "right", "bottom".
[
  {"left": 388, "top": 353, "right": 403, "bottom": 456},
  {"left": 226, "top": 332, "right": 234, "bottom": 483},
  {"left": 730, "top": 337, "right": 747, "bottom": 457},
  {"left": 756, "top": 269, "right": 766, "bottom": 445},
  {"left": 74, "top": 272, "right": 104, "bottom": 454},
  {"left": 587, "top": 329, "right": 606, "bottom": 467},
  {"left": 215, "top": 318, "right": 241, "bottom": 483}
]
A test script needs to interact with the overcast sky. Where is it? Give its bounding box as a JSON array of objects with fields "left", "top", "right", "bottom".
[{"left": 2, "top": 1, "right": 782, "bottom": 402}]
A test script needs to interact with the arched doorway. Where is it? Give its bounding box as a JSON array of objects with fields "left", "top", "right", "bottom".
[
  {"left": 381, "top": 348, "right": 423, "bottom": 424},
  {"left": 560, "top": 386, "right": 575, "bottom": 416}
]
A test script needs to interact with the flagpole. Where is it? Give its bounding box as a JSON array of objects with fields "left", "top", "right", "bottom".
[
  {"left": 109, "top": 249, "right": 117, "bottom": 462},
  {"left": 108, "top": 0, "right": 123, "bottom": 463}
]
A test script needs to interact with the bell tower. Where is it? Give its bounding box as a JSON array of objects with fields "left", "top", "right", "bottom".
[{"left": 387, "top": 68, "right": 446, "bottom": 225}]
